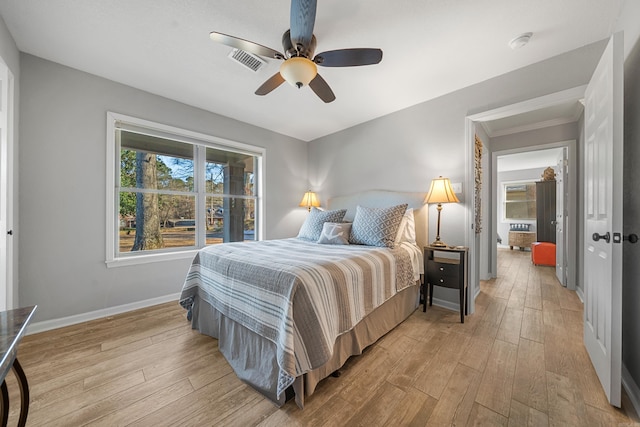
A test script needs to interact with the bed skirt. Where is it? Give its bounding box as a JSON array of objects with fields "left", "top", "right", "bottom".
[{"left": 187, "top": 283, "right": 420, "bottom": 408}]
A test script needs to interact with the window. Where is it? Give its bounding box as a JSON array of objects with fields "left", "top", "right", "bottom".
[
  {"left": 503, "top": 181, "right": 536, "bottom": 220},
  {"left": 107, "top": 113, "right": 264, "bottom": 266}
]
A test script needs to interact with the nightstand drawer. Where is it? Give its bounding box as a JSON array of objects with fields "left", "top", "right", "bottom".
[
  {"left": 426, "top": 261, "right": 459, "bottom": 278},
  {"left": 426, "top": 258, "right": 460, "bottom": 290},
  {"left": 428, "top": 273, "right": 459, "bottom": 289}
]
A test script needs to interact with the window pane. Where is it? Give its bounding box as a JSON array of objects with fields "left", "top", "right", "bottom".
[
  {"left": 205, "top": 147, "right": 255, "bottom": 195},
  {"left": 505, "top": 201, "right": 536, "bottom": 219},
  {"left": 120, "top": 130, "right": 194, "bottom": 191},
  {"left": 205, "top": 196, "right": 256, "bottom": 245},
  {"left": 505, "top": 183, "right": 536, "bottom": 201},
  {"left": 119, "top": 192, "right": 196, "bottom": 252},
  {"left": 504, "top": 181, "right": 536, "bottom": 220}
]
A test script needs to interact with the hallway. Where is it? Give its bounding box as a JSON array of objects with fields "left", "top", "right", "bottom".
[{"left": 472, "top": 247, "right": 638, "bottom": 424}]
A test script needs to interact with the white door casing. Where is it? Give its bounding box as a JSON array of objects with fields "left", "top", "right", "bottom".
[
  {"left": 0, "top": 59, "right": 10, "bottom": 311},
  {"left": 583, "top": 32, "right": 623, "bottom": 407}
]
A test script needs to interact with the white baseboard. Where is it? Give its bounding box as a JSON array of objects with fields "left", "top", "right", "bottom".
[
  {"left": 575, "top": 286, "right": 584, "bottom": 303},
  {"left": 623, "top": 364, "right": 640, "bottom": 417},
  {"left": 430, "top": 297, "right": 461, "bottom": 313},
  {"left": 27, "top": 293, "right": 181, "bottom": 335}
]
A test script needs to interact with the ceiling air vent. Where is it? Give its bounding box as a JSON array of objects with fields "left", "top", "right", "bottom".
[{"left": 228, "top": 49, "right": 266, "bottom": 73}]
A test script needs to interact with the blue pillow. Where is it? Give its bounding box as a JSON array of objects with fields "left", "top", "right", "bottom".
[
  {"left": 297, "top": 208, "right": 347, "bottom": 241},
  {"left": 349, "top": 204, "right": 408, "bottom": 247}
]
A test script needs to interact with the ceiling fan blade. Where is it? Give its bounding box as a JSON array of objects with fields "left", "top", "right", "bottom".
[
  {"left": 210, "top": 32, "right": 284, "bottom": 59},
  {"left": 255, "top": 72, "right": 286, "bottom": 96},
  {"left": 314, "top": 48, "right": 383, "bottom": 67},
  {"left": 290, "top": 0, "right": 316, "bottom": 50},
  {"left": 308, "top": 74, "right": 336, "bottom": 103}
]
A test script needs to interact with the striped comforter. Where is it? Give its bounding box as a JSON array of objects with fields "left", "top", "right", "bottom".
[{"left": 179, "top": 238, "right": 421, "bottom": 399}]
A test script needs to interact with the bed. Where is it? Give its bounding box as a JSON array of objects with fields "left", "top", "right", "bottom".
[{"left": 179, "top": 190, "right": 428, "bottom": 408}]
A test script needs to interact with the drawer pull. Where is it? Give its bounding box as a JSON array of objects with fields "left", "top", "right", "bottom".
[
  {"left": 440, "top": 279, "right": 444, "bottom": 283},
  {"left": 439, "top": 267, "right": 444, "bottom": 271}
]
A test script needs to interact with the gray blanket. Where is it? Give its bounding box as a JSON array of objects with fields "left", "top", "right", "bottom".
[{"left": 179, "top": 238, "right": 421, "bottom": 399}]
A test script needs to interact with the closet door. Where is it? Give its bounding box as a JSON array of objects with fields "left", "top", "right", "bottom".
[{"left": 536, "top": 181, "right": 556, "bottom": 243}]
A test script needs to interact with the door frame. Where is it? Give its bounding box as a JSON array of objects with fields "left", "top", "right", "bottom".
[
  {"left": 491, "top": 140, "right": 576, "bottom": 289},
  {"left": 0, "top": 57, "right": 16, "bottom": 310},
  {"left": 464, "top": 85, "right": 586, "bottom": 310}
]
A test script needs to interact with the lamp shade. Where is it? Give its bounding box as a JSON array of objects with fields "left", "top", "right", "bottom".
[
  {"left": 425, "top": 177, "right": 459, "bottom": 204},
  {"left": 280, "top": 57, "right": 318, "bottom": 88},
  {"left": 299, "top": 191, "right": 320, "bottom": 210}
]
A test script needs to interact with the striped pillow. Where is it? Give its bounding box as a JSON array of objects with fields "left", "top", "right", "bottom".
[
  {"left": 349, "top": 204, "right": 408, "bottom": 247},
  {"left": 297, "top": 207, "right": 347, "bottom": 241}
]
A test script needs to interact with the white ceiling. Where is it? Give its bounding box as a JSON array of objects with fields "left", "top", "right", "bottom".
[{"left": 0, "top": 0, "right": 624, "bottom": 141}]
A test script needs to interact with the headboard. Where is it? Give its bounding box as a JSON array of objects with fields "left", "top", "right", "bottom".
[{"left": 327, "top": 190, "right": 429, "bottom": 249}]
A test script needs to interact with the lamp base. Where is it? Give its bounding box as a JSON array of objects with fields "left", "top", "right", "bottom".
[{"left": 430, "top": 240, "right": 448, "bottom": 247}]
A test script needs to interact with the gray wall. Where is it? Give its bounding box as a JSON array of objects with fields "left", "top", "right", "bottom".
[
  {"left": 0, "top": 13, "right": 18, "bottom": 73},
  {"left": 623, "top": 19, "right": 640, "bottom": 407},
  {"left": 490, "top": 122, "right": 579, "bottom": 152},
  {"left": 309, "top": 41, "right": 605, "bottom": 306},
  {"left": 18, "top": 54, "right": 308, "bottom": 323}
]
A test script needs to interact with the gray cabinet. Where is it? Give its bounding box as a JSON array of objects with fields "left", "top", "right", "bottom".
[{"left": 536, "top": 181, "right": 556, "bottom": 243}]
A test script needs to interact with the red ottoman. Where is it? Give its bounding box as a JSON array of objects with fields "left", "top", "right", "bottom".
[{"left": 531, "top": 242, "right": 556, "bottom": 266}]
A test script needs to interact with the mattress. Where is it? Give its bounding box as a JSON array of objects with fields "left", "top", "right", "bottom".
[{"left": 179, "top": 237, "right": 422, "bottom": 407}]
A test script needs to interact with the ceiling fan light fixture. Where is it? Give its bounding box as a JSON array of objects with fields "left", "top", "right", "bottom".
[{"left": 280, "top": 57, "right": 317, "bottom": 88}]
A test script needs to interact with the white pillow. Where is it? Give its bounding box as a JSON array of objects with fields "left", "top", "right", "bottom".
[
  {"left": 317, "top": 222, "right": 352, "bottom": 245},
  {"left": 395, "top": 208, "right": 416, "bottom": 244}
]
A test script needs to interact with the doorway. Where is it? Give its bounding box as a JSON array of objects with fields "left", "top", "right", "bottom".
[
  {"left": 464, "top": 85, "right": 586, "bottom": 314},
  {"left": 492, "top": 143, "right": 576, "bottom": 289}
]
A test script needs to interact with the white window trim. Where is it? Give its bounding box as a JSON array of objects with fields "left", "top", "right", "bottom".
[{"left": 106, "top": 112, "right": 265, "bottom": 268}]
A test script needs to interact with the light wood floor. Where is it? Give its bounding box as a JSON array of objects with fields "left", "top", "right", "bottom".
[{"left": 5, "top": 248, "right": 640, "bottom": 426}]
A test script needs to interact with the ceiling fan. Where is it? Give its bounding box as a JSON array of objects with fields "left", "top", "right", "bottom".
[{"left": 209, "top": 0, "right": 383, "bottom": 103}]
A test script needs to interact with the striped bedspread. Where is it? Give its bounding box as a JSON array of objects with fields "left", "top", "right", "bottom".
[{"left": 179, "top": 238, "right": 421, "bottom": 399}]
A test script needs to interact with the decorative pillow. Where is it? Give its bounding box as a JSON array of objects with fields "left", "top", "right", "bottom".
[
  {"left": 349, "top": 204, "right": 408, "bottom": 247},
  {"left": 394, "top": 208, "right": 416, "bottom": 244},
  {"left": 317, "top": 222, "right": 352, "bottom": 245},
  {"left": 297, "top": 207, "right": 347, "bottom": 241}
]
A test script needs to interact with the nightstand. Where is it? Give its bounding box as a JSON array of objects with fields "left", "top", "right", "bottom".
[{"left": 423, "top": 245, "right": 469, "bottom": 323}]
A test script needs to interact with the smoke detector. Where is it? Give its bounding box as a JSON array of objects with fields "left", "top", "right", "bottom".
[{"left": 508, "top": 32, "right": 533, "bottom": 50}]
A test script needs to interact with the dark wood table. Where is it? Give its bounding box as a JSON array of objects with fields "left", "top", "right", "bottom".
[{"left": 0, "top": 306, "right": 36, "bottom": 427}]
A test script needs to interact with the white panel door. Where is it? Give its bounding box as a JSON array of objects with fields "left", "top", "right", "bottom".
[
  {"left": 555, "top": 148, "right": 566, "bottom": 285},
  {"left": 583, "top": 32, "right": 623, "bottom": 407}
]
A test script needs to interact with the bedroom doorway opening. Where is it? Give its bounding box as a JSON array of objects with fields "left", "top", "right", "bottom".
[
  {"left": 492, "top": 142, "right": 576, "bottom": 290},
  {"left": 0, "top": 57, "right": 14, "bottom": 311},
  {"left": 464, "top": 85, "right": 586, "bottom": 314}
]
